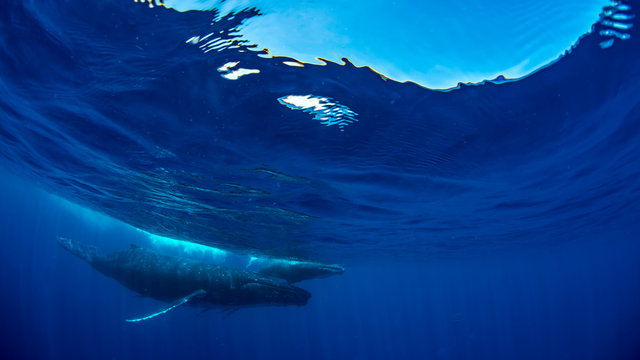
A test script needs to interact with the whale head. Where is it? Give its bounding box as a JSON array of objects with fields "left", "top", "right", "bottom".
[{"left": 258, "top": 259, "right": 345, "bottom": 284}]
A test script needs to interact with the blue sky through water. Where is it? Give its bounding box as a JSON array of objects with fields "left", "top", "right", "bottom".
[{"left": 152, "top": 0, "right": 608, "bottom": 88}]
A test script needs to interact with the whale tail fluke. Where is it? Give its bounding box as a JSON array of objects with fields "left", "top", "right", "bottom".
[{"left": 56, "top": 236, "right": 100, "bottom": 264}]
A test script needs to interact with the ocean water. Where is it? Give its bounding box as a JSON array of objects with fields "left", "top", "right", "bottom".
[{"left": 1, "top": 0, "right": 639, "bottom": 359}]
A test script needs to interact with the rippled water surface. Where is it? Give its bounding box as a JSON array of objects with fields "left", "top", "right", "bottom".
[{"left": 2, "top": 0, "right": 638, "bottom": 258}]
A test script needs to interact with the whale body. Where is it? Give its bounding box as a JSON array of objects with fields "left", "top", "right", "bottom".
[{"left": 57, "top": 237, "right": 310, "bottom": 321}]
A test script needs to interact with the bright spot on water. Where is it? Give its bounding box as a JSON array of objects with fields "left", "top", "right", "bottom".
[
  {"left": 218, "top": 61, "right": 240, "bottom": 72},
  {"left": 278, "top": 94, "right": 358, "bottom": 130},
  {"left": 216, "top": 61, "right": 260, "bottom": 80},
  {"left": 220, "top": 67, "right": 260, "bottom": 80},
  {"left": 282, "top": 61, "right": 304, "bottom": 67}
]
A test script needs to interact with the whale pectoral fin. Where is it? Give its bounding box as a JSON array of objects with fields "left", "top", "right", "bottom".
[
  {"left": 215, "top": 307, "right": 240, "bottom": 319},
  {"left": 199, "top": 306, "right": 214, "bottom": 314},
  {"left": 125, "top": 289, "right": 206, "bottom": 323},
  {"left": 220, "top": 307, "right": 240, "bottom": 320}
]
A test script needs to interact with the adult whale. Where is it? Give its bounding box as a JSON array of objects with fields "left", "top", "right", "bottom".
[{"left": 57, "top": 237, "right": 310, "bottom": 321}]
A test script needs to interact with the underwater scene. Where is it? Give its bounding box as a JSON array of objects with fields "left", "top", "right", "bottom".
[{"left": 0, "top": 0, "right": 639, "bottom": 359}]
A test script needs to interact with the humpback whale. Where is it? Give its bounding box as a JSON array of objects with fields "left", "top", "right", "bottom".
[
  {"left": 57, "top": 237, "right": 310, "bottom": 321},
  {"left": 250, "top": 257, "right": 345, "bottom": 284}
]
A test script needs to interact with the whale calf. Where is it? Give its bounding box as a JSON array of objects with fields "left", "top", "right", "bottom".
[
  {"left": 57, "top": 237, "right": 310, "bottom": 321},
  {"left": 249, "top": 257, "right": 345, "bottom": 284}
]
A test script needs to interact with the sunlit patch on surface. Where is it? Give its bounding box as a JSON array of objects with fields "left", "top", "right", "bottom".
[
  {"left": 182, "top": 14, "right": 263, "bottom": 80},
  {"left": 599, "top": 1, "right": 634, "bottom": 48},
  {"left": 185, "top": 36, "right": 201, "bottom": 45},
  {"left": 218, "top": 61, "right": 239, "bottom": 72},
  {"left": 217, "top": 62, "right": 260, "bottom": 80},
  {"left": 182, "top": 9, "right": 261, "bottom": 57},
  {"left": 149, "top": 0, "right": 609, "bottom": 89},
  {"left": 133, "top": 0, "right": 159, "bottom": 8},
  {"left": 190, "top": 31, "right": 245, "bottom": 54},
  {"left": 278, "top": 95, "right": 357, "bottom": 131},
  {"left": 282, "top": 61, "right": 304, "bottom": 67}
]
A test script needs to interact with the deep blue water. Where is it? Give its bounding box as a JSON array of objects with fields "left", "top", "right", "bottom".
[{"left": 1, "top": 0, "right": 640, "bottom": 359}]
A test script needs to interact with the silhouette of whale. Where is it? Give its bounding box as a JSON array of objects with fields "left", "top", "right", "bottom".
[{"left": 57, "top": 237, "right": 310, "bottom": 321}]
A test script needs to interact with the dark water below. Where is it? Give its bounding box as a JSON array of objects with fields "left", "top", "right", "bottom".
[
  {"left": 0, "top": 0, "right": 639, "bottom": 359},
  {"left": 1, "top": 174, "right": 638, "bottom": 359}
]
